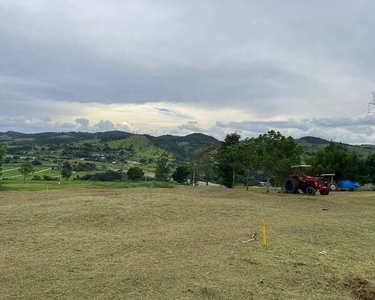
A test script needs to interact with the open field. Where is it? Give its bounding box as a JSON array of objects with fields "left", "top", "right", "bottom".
[
  {"left": 0, "top": 180, "right": 174, "bottom": 191},
  {"left": 1, "top": 187, "right": 375, "bottom": 299}
]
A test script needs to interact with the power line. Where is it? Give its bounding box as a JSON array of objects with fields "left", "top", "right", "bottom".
[{"left": 310, "top": 109, "right": 368, "bottom": 137}]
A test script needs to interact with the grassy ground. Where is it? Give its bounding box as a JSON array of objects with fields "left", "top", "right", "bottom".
[
  {"left": 0, "top": 180, "right": 174, "bottom": 191},
  {"left": 1, "top": 187, "right": 374, "bottom": 299},
  {"left": 1, "top": 160, "right": 155, "bottom": 182}
]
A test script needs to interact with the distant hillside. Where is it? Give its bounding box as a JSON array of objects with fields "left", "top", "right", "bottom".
[
  {"left": 297, "top": 136, "right": 374, "bottom": 158},
  {"left": 148, "top": 133, "right": 220, "bottom": 160},
  {"left": 0, "top": 131, "right": 134, "bottom": 145},
  {"left": 0, "top": 131, "right": 220, "bottom": 162},
  {"left": 1, "top": 130, "right": 373, "bottom": 161}
]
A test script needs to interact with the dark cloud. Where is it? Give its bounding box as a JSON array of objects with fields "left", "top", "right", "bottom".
[{"left": 1, "top": 1, "right": 375, "bottom": 143}]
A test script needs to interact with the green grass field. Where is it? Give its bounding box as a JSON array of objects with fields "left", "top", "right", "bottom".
[{"left": 1, "top": 187, "right": 375, "bottom": 299}]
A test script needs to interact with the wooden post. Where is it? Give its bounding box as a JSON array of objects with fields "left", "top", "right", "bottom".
[{"left": 261, "top": 219, "right": 267, "bottom": 246}]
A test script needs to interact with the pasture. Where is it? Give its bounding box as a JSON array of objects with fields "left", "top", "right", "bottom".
[{"left": 1, "top": 187, "right": 374, "bottom": 299}]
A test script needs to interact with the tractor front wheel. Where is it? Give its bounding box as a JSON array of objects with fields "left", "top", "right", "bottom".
[
  {"left": 306, "top": 186, "right": 316, "bottom": 196},
  {"left": 320, "top": 190, "right": 329, "bottom": 195},
  {"left": 285, "top": 178, "right": 298, "bottom": 194}
]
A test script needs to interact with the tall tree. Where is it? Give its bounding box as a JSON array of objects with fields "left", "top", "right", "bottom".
[
  {"left": 253, "top": 130, "right": 303, "bottom": 192},
  {"left": 155, "top": 154, "right": 171, "bottom": 182},
  {"left": 216, "top": 133, "right": 242, "bottom": 188},
  {"left": 61, "top": 169, "right": 72, "bottom": 180},
  {"left": 237, "top": 138, "right": 257, "bottom": 191},
  {"left": 19, "top": 163, "right": 34, "bottom": 183},
  {"left": 188, "top": 161, "right": 198, "bottom": 186},
  {"left": 195, "top": 145, "right": 218, "bottom": 186}
]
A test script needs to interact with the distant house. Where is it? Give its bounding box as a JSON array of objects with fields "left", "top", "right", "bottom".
[{"left": 118, "top": 148, "right": 132, "bottom": 154}]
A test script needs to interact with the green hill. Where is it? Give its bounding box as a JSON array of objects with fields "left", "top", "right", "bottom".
[
  {"left": 1, "top": 130, "right": 373, "bottom": 162},
  {"left": 0, "top": 131, "right": 220, "bottom": 162},
  {"left": 296, "top": 136, "right": 374, "bottom": 158},
  {"left": 148, "top": 133, "right": 220, "bottom": 161}
]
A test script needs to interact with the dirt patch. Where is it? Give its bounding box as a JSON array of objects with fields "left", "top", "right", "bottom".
[{"left": 344, "top": 275, "right": 375, "bottom": 300}]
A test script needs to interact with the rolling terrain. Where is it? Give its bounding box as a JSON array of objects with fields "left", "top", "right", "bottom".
[{"left": 1, "top": 187, "right": 374, "bottom": 299}]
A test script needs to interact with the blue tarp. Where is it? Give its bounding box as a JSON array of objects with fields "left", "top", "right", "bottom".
[{"left": 338, "top": 180, "right": 359, "bottom": 189}]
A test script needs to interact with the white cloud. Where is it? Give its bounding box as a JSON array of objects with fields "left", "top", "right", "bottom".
[{"left": 1, "top": 1, "right": 375, "bottom": 144}]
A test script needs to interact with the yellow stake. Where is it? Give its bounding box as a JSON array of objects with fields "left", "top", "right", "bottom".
[{"left": 261, "top": 219, "right": 267, "bottom": 246}]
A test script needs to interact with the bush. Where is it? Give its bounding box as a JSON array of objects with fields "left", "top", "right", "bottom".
[
  {"left": 80, "top": 174, "right": 93, "bottom": 181},
  {"left": 73, "top": 162, "right": 97, "bottom": 172},
  {"left": 78, "top": 170, "right": 123, "bottom": 181},
  {"left": 96, "top": 170, "right": 122, "bottom": 181},
  {"left": 32, "top": 175, "right": 42, "bottom": 181},
  {"left": 127, "top": 167, "right": 144, "bottom": 181},
  {"left": 43, "top": 175, "right": 55, "bottom": 181}
]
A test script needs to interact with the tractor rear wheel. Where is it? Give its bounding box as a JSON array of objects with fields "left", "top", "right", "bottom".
[
  {"left": 306, "top": 186, "right": 316, "bottom": 196},
  {"left": 285, "top": 178, "right": 298, "bottom": 194},
  {"left": 328, "top": 183, "right": 338, "bottom": 191},
  {"left": 320, "top": 190, "right": 329, "bottom": 195}
]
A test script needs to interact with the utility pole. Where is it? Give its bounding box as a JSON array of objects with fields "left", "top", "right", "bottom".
[{"left": 368, "top": 92, "right": 375, "bottom": 113}]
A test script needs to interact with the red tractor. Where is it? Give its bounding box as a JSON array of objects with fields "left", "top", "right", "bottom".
[{"left": 285, "top": 165, "right": 329, "bottom": 196}]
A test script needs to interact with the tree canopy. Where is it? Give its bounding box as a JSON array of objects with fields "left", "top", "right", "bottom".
[
  {"left": 155, "top": 154, "right": 171, "bottom": 182},
  {"left": 19, "top": 163, "right": 34, "bottom": 183},
  {"left": 216, "top": 133, "right": 242, "bottom": 188},
  {"left": 61, "top": 169, "right": 72, "bottom": 180},
  {"left": 314, "top": 141, "right": 366, "bottom": 183},
  {"left": 195, "top": 145, "right": 217, "bottom": 186},
  {"left": 127, "top": 167, "right": 144, "bottom": 181},
  {"left": 172, "top": 165, "right": 190, "bottom": 184},
  {"left": 215, "top": 131, "right": 303, "bottom": 191}
]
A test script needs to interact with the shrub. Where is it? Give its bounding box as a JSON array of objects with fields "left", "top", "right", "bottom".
[{"left": 32, "top": 175, "right": 42, "bottom": 181}]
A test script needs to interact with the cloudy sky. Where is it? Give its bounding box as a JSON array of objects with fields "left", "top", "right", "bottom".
[{"left": 1, "top": 0, "right": 375, "bottom": 143}]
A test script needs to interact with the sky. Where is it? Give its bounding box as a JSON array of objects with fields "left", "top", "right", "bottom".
[{"left": 1, "top": 0, "right": 375, "bottom": 144}]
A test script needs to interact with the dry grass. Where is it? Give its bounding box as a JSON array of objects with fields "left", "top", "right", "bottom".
[{"left": 1, "top": 187, "right": 375, "bottom": 299}]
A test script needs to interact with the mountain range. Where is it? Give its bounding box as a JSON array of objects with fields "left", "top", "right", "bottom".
[{"left": 1, "top": 131, "right": 374, "bottom": 160}]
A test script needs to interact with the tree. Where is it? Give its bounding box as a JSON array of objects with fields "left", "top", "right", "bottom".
[
  {"left": 19, "top": 163, "right": 34, "bottom": 183},
  {"left": 127, "top": 167, "right": 144, "bottom": 181},
  {"left": 366, "top": 153, "right": 375, "bottom": 183},
  {"left": 61, "top": 169, "right": 72, "bottom": 180},
  {"left": 172, "top": 165, "right": 190, "bottom": 184},
  {"left": 31, "top": 160, "right": 42, "bottom": 166},
  {"left": 62, "top": 161, "right": 72, "bottom": 170},
  {"left": 195, "top": 145, "right": 218, "bottom": 186},
  {"left": 314, "top": 142, "right": 365, "bottom": 182},
  {"left": 93, "top": 170, "right": 122, "bottom": 181},
  {"left": 155, "top": 154, "right": 171, "bottom": 182},
  {"left": 216, "top": 133, "right": 242, "bottom": 188},
  {"left": 253, "top": 131, "right": 303, "bottom": 192},
  {"left": 237, "top": 138, "right": 257, "bottom": 191}
]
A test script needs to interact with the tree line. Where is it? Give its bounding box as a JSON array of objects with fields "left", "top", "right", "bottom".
[
  {"left": 152, "top": 130, "right": 302, "bottom": 191},
  {"left": 3, "top": 131, "right": 375, "bottom": 188},
  {"left": 155, "top": 130, "right": 375, "bottom": 189}
]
